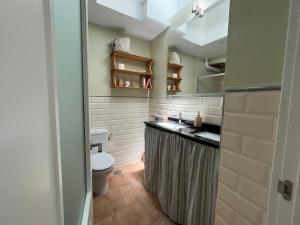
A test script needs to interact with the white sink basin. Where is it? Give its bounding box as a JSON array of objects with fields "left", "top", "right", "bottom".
[
  {"left": 194, "top": 132, "right": 220, "bottom": 142},
  {"left": 156, "top": 121, "right": 188, "bottom": 130}
]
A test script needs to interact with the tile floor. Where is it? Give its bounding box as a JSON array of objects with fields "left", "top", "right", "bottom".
[{"left": 93, "top": 162, "right": 175, "bottom": 225}]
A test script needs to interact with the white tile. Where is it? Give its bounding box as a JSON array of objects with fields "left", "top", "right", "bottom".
[
  {"left": 223, "top": 113, "right": 274, "bottom": 141},
  {"left": 203, "top": 115, "right": 222, "bottom": 125},
  {"left": 218, "top": 184, "right": 263, "bottom": 225},
  {"left": 246, "top": 91, "right": 280, "bottom": 114},
  {"left": 234, "top": 214, "right": 253, "bottom": 225},
  {"left": 221, "top": 150, "right": 269, "bottom": 186},
  {"left": 224, "top": 92, "right": 247, "bottom": 113},
  {"left": 219, "top": 166, "right": 239, "bottom": 190},
  {"left": 203, "top": 97, "right": 221, "bottom": 106},
  {"left": 209, "top": 106, "right": 223, "bottom": 116},
  {"left": 216, "top": 199, "right": 235, "bottom": 224},
  {"left": 238, "top": 177, "right": 269, "bottom": 208},
  {"left": 221, "top": 131, "right": 243, "bottom": 153},
  {"left": 215, "top": 215, "right": 229, "bottom": 225},
  {"left": 243, "top": 137, "right": 274, "bottom": 165}
]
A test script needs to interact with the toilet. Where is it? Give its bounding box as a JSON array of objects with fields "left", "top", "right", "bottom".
[{"left": 90, "top": 128, "right": 115, "bottom": 195}]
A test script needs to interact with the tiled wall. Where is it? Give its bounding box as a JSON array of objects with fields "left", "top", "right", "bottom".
[
  {"left": 215, "top": 91, "right": 280, "bottom": 225},
  {"left": 90, "top": 97, "right": 149, "bottom": 166},
  {"left": 90, "top": 96, "right": 223, "bottom": 165},
  {"left": 150, "top": 96, "right": 223, "bottom": 125}
]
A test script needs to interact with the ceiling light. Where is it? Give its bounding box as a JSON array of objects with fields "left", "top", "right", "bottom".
[{"left": 192, "top": 2, "right": 204, "bottom": 17}]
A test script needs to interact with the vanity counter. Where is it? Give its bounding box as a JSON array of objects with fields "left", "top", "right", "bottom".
[{"left": 144, "top": 120, "right": 220, "bottom": 148}]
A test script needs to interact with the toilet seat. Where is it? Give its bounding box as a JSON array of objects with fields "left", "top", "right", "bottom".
[{"left": 91, "top": 152, "right": 115, "bottom": 171}]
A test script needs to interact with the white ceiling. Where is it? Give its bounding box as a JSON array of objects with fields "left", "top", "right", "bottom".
[
  {"left": 88, "top": 0, "right": 167, "bottom": 41},
  {"left": 168, "top": 29, "right": 227, "bottom": 59},
  {"left": 88, "top": 0, "right": 228, "bottom": 58}
]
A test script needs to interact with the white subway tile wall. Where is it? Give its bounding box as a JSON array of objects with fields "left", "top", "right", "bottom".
[
  {"left": 216, "top": 91, "right": 280, "bottom": 225},
  {"left": 149, "top": 96, "right": 223, "bottom": 124},
  {"left": 90, "top": 97, "right": 149, "bottom": 166},
  {"left": 90, "top": 96, "right": 223, "bottom": 165}
]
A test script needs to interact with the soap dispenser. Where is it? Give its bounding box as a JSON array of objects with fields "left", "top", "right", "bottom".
[{"left": 194, "top": 111, "right": 202, "bottom": 128}]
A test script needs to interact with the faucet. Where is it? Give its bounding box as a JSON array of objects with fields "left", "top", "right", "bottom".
[{"left": 179, "top": 112, "right": 182, "bottom": 123}]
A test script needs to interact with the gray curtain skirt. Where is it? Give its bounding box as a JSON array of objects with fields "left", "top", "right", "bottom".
[{"left": 144, "top": 126, "right": 219, "bottom": 225}]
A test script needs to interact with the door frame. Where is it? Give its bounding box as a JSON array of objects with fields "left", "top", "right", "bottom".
[
  {"left": 80, "top": 0, "right": 93, "bottom": 224},
  {"left": 44, "top": 0, "right": 92, "bottom": 224},
  {"left": 267, "top": 0, "right": 300, "bottom": 224}
]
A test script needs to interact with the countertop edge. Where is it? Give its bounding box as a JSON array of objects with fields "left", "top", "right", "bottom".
[{"left": 144, "top": 121, "right": 220, "bottom": 148}]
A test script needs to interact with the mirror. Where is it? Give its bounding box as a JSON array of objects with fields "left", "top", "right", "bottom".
[
  {"left": 88, "top": 0, "right": 230, "bottom": 97},
  {"left": 167, "top": 0, "right": 230, "bottom": 96}
]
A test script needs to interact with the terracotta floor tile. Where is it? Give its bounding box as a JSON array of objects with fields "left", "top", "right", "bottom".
[
  {"left": 108, "top": 174, "right": 130, "bottom": 190},
  {"left": 93, "top": 162, "right": 173, "bottom": 225},
  {"left": 127, "top": 169, "right": 144, "bottom": 184},
  {"left": 93, "top": 195, "right": 113, "bottom": 223},
  {"left": 114, "top": 201, "right": 152, "bottom": 225},
  {"left": 107, "top": 185, "right": 136, "bottom": 211},
  {"left": 95, "top": 215, "right": 118, "bottom": 225},
  {"left": 132, "top": 182, "right": 155, "bottom": 200},
  {"left": 152, "top": 215, "right": 176, "bottom": 225},
  {"left": 137, "top": 195, "right": 164, "bottom": 222},
  {"left": 122, "top": 162, "right": 144, "bottom": 174}
]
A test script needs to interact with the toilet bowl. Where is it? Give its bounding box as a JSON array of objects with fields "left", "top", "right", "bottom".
[
  {"left": 91, "top": 152, "right": 115, "bottom": 195},
  {"left": 90, "top": 128, "right": 115, "bottom": 195}
]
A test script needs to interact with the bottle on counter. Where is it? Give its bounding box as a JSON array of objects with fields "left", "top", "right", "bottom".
[{"left": 194, "top": 111, "right": 202, "bottom": 128}]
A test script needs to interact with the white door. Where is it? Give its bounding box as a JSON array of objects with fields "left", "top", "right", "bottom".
[{"left": 267, "top": 0, "right": 300, "bottom": 224}]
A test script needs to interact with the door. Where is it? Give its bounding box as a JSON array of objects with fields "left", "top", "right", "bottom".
[
  {"left": 53, "top": 0, "right": 92, "bottom": 225},
  {"left": 267, "top": 0, "right": 300, "bottom": 224}
]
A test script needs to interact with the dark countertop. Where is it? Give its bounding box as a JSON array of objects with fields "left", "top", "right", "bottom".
[{"left": 144, "top": 119, "right": 220, "bottom": 148}]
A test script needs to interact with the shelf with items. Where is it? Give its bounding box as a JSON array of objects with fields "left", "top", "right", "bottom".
[
  {"left": 167, "top": 77, "right": 182, "bottom": 81},
  {"left": 111, "top": 51, "right": 154, "bottom": 90},
  {"left": 167, "top": 63, "right": 183, "bottom": 93}
]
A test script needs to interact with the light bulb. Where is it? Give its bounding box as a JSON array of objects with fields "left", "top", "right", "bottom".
[{"left": 192, "top": 2, "right": 197, "bottom": 13}]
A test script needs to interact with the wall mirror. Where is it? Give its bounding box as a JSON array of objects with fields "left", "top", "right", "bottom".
[
  {"left": 167, "top": 0, "right": 230, "bottom": 96},
  {"left": 88, "top": 0, "right": 230, "bottom": 97}
]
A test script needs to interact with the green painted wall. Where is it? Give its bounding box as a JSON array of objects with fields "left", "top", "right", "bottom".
[
  {"left": 150, "top": 28, "right": 170, "bottom": 97},
  {"left": 88, "top": 23, "right": 150, "bottom": 97},
  {"left": 168, "top": 48, "right": 203, "bottom": 94},
  {"left": 167, "top": 49, "right": 224, "bottom": 95},
  {"left": 225, "top": 0, "right": 290, "bottom": 87}
]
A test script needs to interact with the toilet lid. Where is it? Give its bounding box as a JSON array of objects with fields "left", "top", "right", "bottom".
[{"left": 91, "top": 152, "right": 115, "bottom": 171}]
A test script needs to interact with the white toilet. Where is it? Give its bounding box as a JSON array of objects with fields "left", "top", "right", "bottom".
[{"left": 90, "top": 128, "right": 115, "bottom": 195}]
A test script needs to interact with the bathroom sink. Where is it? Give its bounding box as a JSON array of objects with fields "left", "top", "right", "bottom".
[
  {"left": 156, "top": 121, "right": 189, "bottom": 130},
  {"left": 194, "top": 132, "right": 220, "bottom": 142}
]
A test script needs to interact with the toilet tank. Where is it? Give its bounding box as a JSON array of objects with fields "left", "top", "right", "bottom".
[{"left": 90, "top": 128, "right": 108, "bottom": 153}]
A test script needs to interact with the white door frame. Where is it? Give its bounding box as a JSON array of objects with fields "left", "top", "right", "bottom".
[
  {"left": 267, "top": 0, "right": 300, "bottom": 224},
  {"left": 80, "top": 0, "right": 93, "bottom": 224},
  {"left": 44, "top": 0, "right": 92, "bottom": 224}
]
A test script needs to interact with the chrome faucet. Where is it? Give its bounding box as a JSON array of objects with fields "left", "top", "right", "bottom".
[{"left": 179, "top": 112, "right": 182, "bottom": 123}]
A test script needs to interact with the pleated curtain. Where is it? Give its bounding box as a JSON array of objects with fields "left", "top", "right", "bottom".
[{"left": 144, "top": 126, "right": 220, "bottom": 225}]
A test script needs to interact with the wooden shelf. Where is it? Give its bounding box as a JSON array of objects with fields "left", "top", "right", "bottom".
[
  {"left": 167, "top": 77, "right": 182, "bottom": 81},
  {"left": 168, "top": 89, "right": 182, "bottom": 93},
  {"left": 112, "top": 51, "right": 153, "bottom": 63},
  {"left": 111, "top": 51, "right": 154, "bottom": 90},
  {"left": 167, "top": 63, "right": 183, "bottom": 93},
  {"left": 168, "top": 63, "right": 183, "bottom": 69},
  {"left": 113, "top": 85, "right": 152, "bottom": 90},
  {"left": 112, "top": 69, "right": 152, "bottom": 77}
]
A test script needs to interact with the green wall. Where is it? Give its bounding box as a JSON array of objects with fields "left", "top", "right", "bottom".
[
  {"left": 168, "top": 48, "right": 202, "bottom": 94},
  {"left": 150, "top": 28, "right": 169, "bottom": 97},
  {"left": 88, "top": 23, "right": 151, "bottom": 97},
  {"left": 225, "top": 0, "right": 290, "bottom": 87}
]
